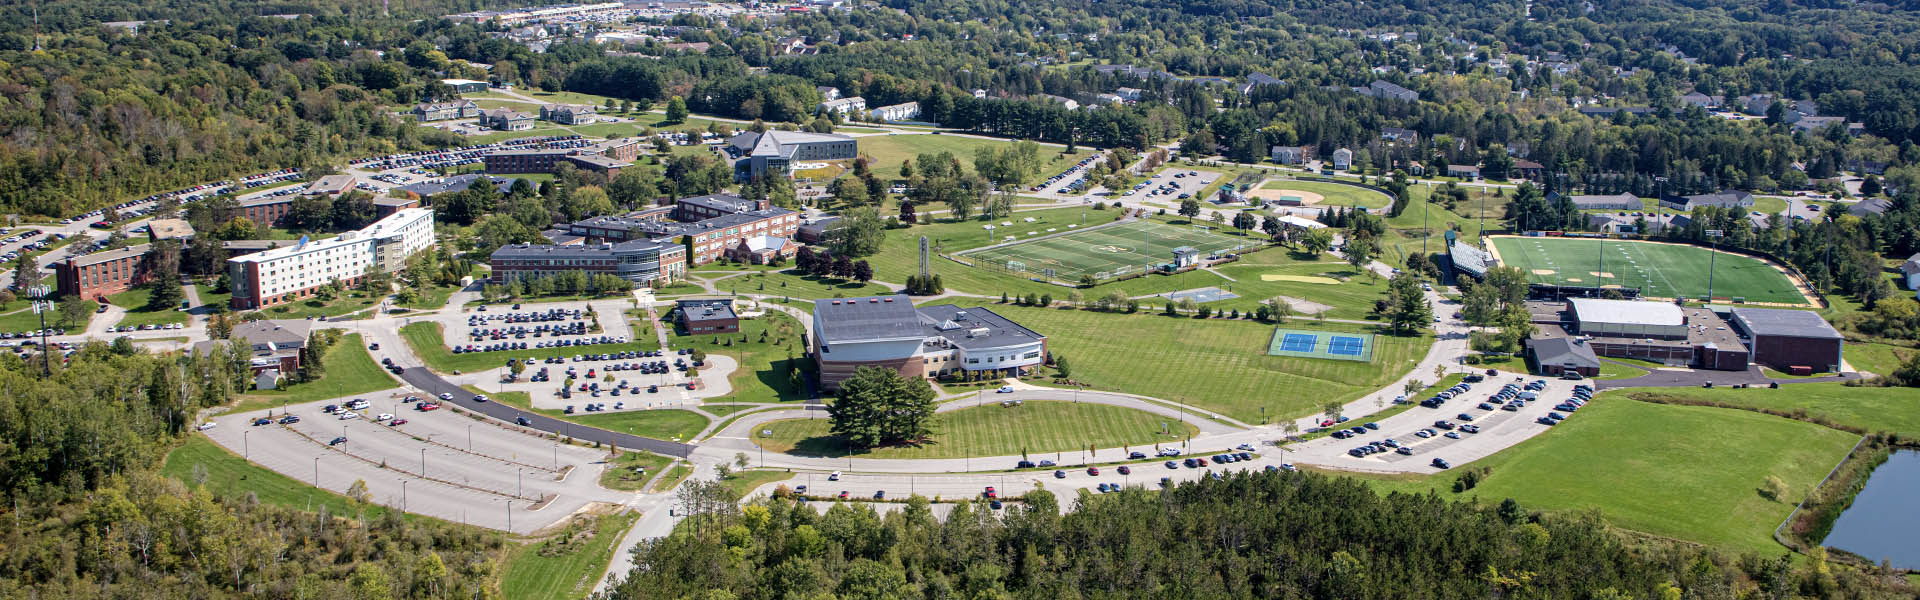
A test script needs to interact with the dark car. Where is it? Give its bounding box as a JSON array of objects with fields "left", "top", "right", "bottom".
[
  {"left": 329, "top": 436, "right": 348, "bottom": 446},
  {"left": 1117, "top": 466, "right": 1131, "bottom": 475},
  {"left": 1128, "top": 451, "right": 1147, "bottom": 460},
  {"left": 1054, "top": 470, "right": 1067, "bottom": 479},
  {"left": 1431, "top": 458, "right": 1450, "bottom": 469},
  {"left": 873, "top": 490, "right": 886, "bottom": 500},
  {"left": 279, "top": 415, "right": 300, "bottom": 424},
  {"left": 253, "top": 418, "right": 272, "bottom": 426},
  {"left": 516, "top": 416, "right": 532, "bottom": 426},
  {"left": 1017, "top": 460, "right": 1036, "bottom": 469}
]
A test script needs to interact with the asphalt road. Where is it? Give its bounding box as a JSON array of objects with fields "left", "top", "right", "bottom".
[{"left": 394, "top": 365, "right": 695, "bottom": 458}]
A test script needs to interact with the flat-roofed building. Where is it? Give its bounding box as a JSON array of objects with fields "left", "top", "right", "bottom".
[
  {"left": 487, "top": 239, "right": 686, "bottom": 287},
  {"left": 675, "top": 297, "right": 738, "bottom": 333},
  {"left": 1729, "top": 307, "right": 1843, "bottom": 373},
  {"left": 1568, "top": 298, "right": 1687, "bottom": 339},
  {"left": 303, "top": 174, "right": 356, "bottom": 196},
  {"left": 54, "top": 244, "right": 153, "bottom": 301},
  {"left": 147, "top": 218, "right": 195, "bottom": 241},
  {"left": 227, "top": 208, "right": 435, "bottom": 310}
]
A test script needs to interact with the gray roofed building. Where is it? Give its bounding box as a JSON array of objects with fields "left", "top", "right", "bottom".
[
  {"left": 1559, "top": 192, "right": 1642, "bottom": 210},
  {"left": 1729, "top": 307, "right": 1841, "bottom": 340},
  {"left": 916, "top": 304, "right": 1047, "bottom": 350},
  {"left": 303, "top": 174, "right": 356, "bottom": 196},
  {"left": 1364, "top": 80, "right": 1418, "bottom": 102},
  {"left": 1446, "top": 231, "right": 1492, "bottom": 279},
  {"left": 813, "top": 294, "right": 924, "bottom": 344},
  {"left": 1847, "top": 198, "right": 1893, "bottom": 217},
  {"left": 1528, "top": 336, "right": 1602, "bottom": 373},
  {"left": 1240, "top": 72, "right": 1285, "bottom": 95},
  {"left": 1661, "top": 191, "right": 1754, "bottom": 211},
  {"left": 395, "top": 174, "right": 519, "bottom": 197},
  {"left": 726, "top": 130, "right": 857, "bottom": 180},
  {"left": 194, "top": 319, "right": 315, "bottom": 375}
]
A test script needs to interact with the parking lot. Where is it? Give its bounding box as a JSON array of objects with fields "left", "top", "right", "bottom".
[
  {"left": 1031, "top": 154, "right": 1107, "bottom": 197},
  {"left": 1283, "top": 374, "right": 1591, "bottom": 471},
  {"left": 1117, "top": 168, "right": 1219, "bottom": 207},
  {"left": 203, "top": 392, "right": 631, "bottom": 533},
  {"left": 430, "top": 300, "right": 636, "bottom": 352},
  {"left": 495, "top": 351, "right": 738, "bottom": 412}
]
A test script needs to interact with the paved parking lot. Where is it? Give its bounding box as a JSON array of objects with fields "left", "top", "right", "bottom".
[
  {"left": 1117, "top": 168, "right": 1218, "bottom": 208},
  {"left": 1284, "top": 375, "right": 1590, "bottom": 472},
  {"left": 435, "top": 300, "right": 635, "bottom": 350},
  {"left": 203, "top": 393, "right": 630, "bottom": 533},
  {"left": 496, "top": 353, "right": 738, "bottom": 411}
]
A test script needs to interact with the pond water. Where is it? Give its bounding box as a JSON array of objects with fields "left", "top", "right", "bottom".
[{"left": 1823, "top": 450, "right": 1920, "bottom": 569}]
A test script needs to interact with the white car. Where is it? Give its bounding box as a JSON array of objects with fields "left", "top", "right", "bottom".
[
  {"left": 195, "top": 422, "right": 217, "bottom": 431},
  {"left": 996, "top": 386, "right": 1015, "bottom": 393},
  {"left": 376, "top": 413, "right": 394, "bottom": 421},
  {"left": 338, "top": 412, "right": 360, "bottom": 421},
  {"left": 438, "top": 393, "right": 453, "bottom": 401}
]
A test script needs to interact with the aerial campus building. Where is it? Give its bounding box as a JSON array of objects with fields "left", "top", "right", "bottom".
[
  {"left": 226, "top": 208, "right": 436, "bottom": 310},
  {"left": 726, "top": 130, "right": 857, "bottom": 180},
  {"left": 1523, "top": 298, "right": 1845, "bottom": 376},
  {"left": 487, "top": 239, "right": 686, "bottom": 287},
  {"left": 812, "top": 294, "right": 1047, "bottom": 390}
]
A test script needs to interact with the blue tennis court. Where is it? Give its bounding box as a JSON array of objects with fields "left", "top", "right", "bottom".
[
  {"left": 1278, "top": 333, "right": 1317, "bottom": 353},
  {"left": 1266, "top": 328, "right": 1376, "bottom": 362},
  {"left": 1327, "top": 336, "right": 1367, "bottom": 356}
]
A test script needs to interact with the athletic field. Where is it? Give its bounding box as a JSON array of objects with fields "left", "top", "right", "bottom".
[
  {"left": 1488, "top": 236, "right": 1809, "bottom": 304},
  {"left": 961, "top": 220, "right": 1254, "bottom": 281}
]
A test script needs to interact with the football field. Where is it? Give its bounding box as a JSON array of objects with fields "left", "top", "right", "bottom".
[
  {"left": 962, "top": 220, "right": 1255, "bottom": 282},
  {"left": 1487, "top": 236, "right": 1810, "bottom": 304}
]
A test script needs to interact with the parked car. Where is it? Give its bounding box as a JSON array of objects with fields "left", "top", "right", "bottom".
[{"left": 329, "top": 436, "right": 348, "bottom": 446}]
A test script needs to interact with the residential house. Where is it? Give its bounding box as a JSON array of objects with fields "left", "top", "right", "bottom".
[
  {"left": 818, "top": 97, "right": 866, "bottom": 115},
  {"left": 1511, "top": 159, "right": 1546, "bottom": 180},
  {"left": 1038, "top": 95, "right": 1079, "bottom": 110},
  {"left": 869, "top": 102, "right": 921, "bottom": 121},
  {"left": 1848, "top": 198, "right": 1893, "bottom": 218},
  {"left": 816, "top": 86, "right": 841, "bottom": 101},
  {"left": 1447, "top": 164, "right": 1482, "bottom": 179},
  {"left": 1679, "top": 91, "right": 1723, "bottom": 109},
  {"left": 1901, "top": 253, "right": 1920, "bottom": 297},
  {"left": 1380, "top": 127, "right": 1419, "bottom": 144},
  {"left": 1362, "top": 80, "right": 1419, "bottom": 102},
  {"left": 1240, "top": 72, "right": 1285, "bottom": 95},
  {"left": 1114, "top": 87, "right": 1144, "bottom": 102},
  {"left": 540, "top": 104, "right": 596, "bottom": 125},
  {"left": 1331, "top": 148, "right": 1354, "bottom": 170},
  {"left": 1269, "top": 145, "right": 1313, "bottom": 165},
  {"left": 412, "top": 101, "right": 479, "bottom": 122},
  {"left": 1660, "top": 191, "right": 1755, "bottom": 211}
]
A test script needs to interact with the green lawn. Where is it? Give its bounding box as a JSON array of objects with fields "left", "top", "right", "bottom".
[
  {"left": 1752, "top": 196, "right": 1789, "bottom": 214},
  {"left": 500, "top": 511, "right": 639, "bottom": 600},
  {"left": 963, "top": 219, "right": 1258, "bottom": 283},
  {"left": 751, "top": 401, "right": 1201, "bottom": 459},
  {"left": 718, "top": 470, "right": 795, "bottom": 499},
  {"left": 401, "top": 322, "right": 660, "bottom": 374},
  {"left": 161, "top": 436, "right": 399, "bottom": 522},
  {"left": 1348, "top": 397, "right": 1859, "bottom": 554},
  {"left": 256, "top": 290, "right": 384, "bottom": 320},
  {"left": 1257, "top": 179, "right": 1393, "bottom": 210},
  {"left": 569, "top": 409, "right": 709, "bottom": 443},
  {"left": 659, "top": 311, "right": 811, "bottom": 404},
  {"left": 1203, "top": 253, "right": 1391, "bottom": 320},
  {"left": 1626, "top": 384, "right": 1920, "bottom": 438},
  {"left": 650, "top": 464, "right": 693, "bottom": 493},
  {"left": 193, "top": 284, "right": 232, "bottom": 312},
  {"left": 855, "top": 134, "right": 1091, "bottom": 185},
  {"left": 1844, "top": 341, "right": 1912, "bottom": 377},
  {"left": 396, "top": 283, "right": 461, "bottom": 310},
  {"left": 1488, "top": 236, "right": 1808, "bottom": 304},
  {"left": 599, "top": 451, "right": 675, "bottom": 491},
  {"left": 106, "top": 286, "right": 189, "bottom": 328},
  {"left": 686, "top": 268, "right": 893, "bottom": 300},
  {"left": 632, "top": 112, "right": 734, "bottom": 132},
  {"left": 227, "top": 333, "right": 403, "bottom": 414},
  {"left": 0, "top": 304, "right": 88, "bottom": 333},
  {"left": 981, "top": 303, "right": 1430, "bottom": 422}
]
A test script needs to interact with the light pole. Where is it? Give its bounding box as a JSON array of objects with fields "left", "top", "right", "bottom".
[
  {"left": 243, "top": 430, "right": 250, "bottom": 460},
  {"left": 517, "top": 469, "right": 523, "bottom": 498},
  {"left": 468, "top": 424, "right": 473, "bottom": 451},
  {"left": 420, "top": 448, "right": 426, "bottom": 477},
  {"left": 401, "top": 479, "right": 408, "bottom": 512},
  {"left": 1703, "top": 229, "right": 1724, "bottom": 302},
  {"left": 27, "top": 285, "right": 51, "bottom": 376},
  {"left": 313, "top": 456, "right": 320, "bottom": 487}
]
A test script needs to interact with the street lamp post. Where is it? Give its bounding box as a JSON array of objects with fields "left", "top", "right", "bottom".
[
  {"left": 313, "top": 456, "right": 320, "bottom": 487},
  {"left": 27, "top": 285, "right": 51, "bottom": 376},
  {"left": 420, "top": 448, "right": 426, "bottom": 477},
  {"left": 243, "top": 430, "right": 250, "bottom": 460},
  {"left": 401, "top": 479, "right": 408, "bottom": 512}
]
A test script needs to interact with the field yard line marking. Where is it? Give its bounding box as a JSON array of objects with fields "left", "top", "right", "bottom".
[{"left": 1625, "top": 241, "right": 1681, "bottom": 298}]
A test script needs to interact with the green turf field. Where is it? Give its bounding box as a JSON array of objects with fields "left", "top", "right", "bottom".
[
  {"left": 1353, "top": 397, "right": 1860, "bottom": 554},
  {"left": 962, "top": 220, "right": 1257, "bottom": 282},
  {"left": 985, "top": 304, "right": 1429, "bottom": 422},
  {"left": 1489, "top": 236, "right": 1808, "bottom": 304},
  {"left": 750, "top": 401, "right": 1200, "bottom": 459},
  {"left": 1258, "top": 179, "right": 1393, "bottom": 210},
  {"left": 855, "top": 134, "right": 1091, "bottom": 185}
]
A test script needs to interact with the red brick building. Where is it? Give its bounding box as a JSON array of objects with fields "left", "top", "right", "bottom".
[{"left": 54, "top": 244, "right": 153, "bottom": 301}]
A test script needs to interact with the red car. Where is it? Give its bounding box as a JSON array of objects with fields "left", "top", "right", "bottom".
[
  {"left": 1320, "top": 419, "right": 1336, "bottom": 427},
  {"left": 1087, "top": 467, "right": 1100, "bottom": 476},
  {"left": 983, "top": 486, "right": 997, "bottom": 498},
  {"left": 418, "top": 403, "right": 440, "bottom": 412},
  {"left": 838, "top": 491, "right": 849, "bottom": 499},
  {"left": 1117, "top": 466, "right": 1131, "bottom": 475},
  {"left": 390, "top": 418, "right": 408, "bottom": 425}
]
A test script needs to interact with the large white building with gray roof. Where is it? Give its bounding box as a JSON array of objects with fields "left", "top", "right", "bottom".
[
  {"left": 726, "top": 130, "right": 857, "bottom": 180},
  {"left": 812, "top": 294, "right": 1047, "bottom": 390}
]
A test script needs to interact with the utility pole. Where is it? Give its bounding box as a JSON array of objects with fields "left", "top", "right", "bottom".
[{"left": 1704, "top": 229, "right": 1724, "bottom": 301}]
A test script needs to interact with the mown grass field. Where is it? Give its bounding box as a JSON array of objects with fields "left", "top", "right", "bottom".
[
  {"left": 1258, "top": 179, "right": 1393, "bottom": 210},
  {"left": 964, "top": 220, "right": 1256, "bottom": 282},
  {"left": 257, "top": 289, "right": 384, "bottom": 319},
  {"left": 0, "top": 304, "right": 89, "bottom": 333},
  {"left": 1489, "top": 236, "right": 1807, "bottom": 304},
  {"left": 161, "top": 436, "right": 400, "bottom": 521},
  {"left": 500, "top": 511, "right": 639, "bottom": 600},
  {"left": 683, "top": 268, "right": 892, "bottom": 300},
  {"left": 751, "top": 401, "right": 1201, "bottom": 459},
  {"left": 718, "top": 470, "right": 796, "bottom": 499},
  {"left": 106, "top": 286, "right": 189, "bottom": 328},
  {"left": 1627, "top": 383, "right": 1920, "bottom": 439},
  {"left": 1350, "top": 397, "right": 1859, "bottom": 554},
  {"left": 660, "top": 311, "right": 810, "bottom": 403},
  {"left": 970, "top": 304, "right": 1431, "bottom": 422},
  {"left": 228, "top": 333, "right": 403, "bottom": 414},
  {"left": 600, "top": 451, "right": 675, "bottom": 491},
  {"left": 473, "top": 388, "right": 710, "bottom": 442},
  {"left": 1202, "top": 250, "right": 1390, "bottom": 320},
  {"left": 854, "top": 134, "right": 1091, "bottom": 184}
]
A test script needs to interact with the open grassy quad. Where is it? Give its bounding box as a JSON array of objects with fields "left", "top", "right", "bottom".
[
  {"left": 1627, "top": 384, "right": 1920, "bottom": 439},
  {"left": 467, "top": 387, "right": 712, "bottom": 442},
  {"left": 685, "top": 268, "right": 893, "bottom": 300},
  {"left": 660, "top": 310, "right": 810, "bottom": 404},
  {"left": 983, "top": 303, "right": 1430, "bottom": 422},
  {"left": 962, "top": 219, "right": 1260, "bottom": 283},
  {"left": 227, "top": 333, "right": 402, "bottom": 414},
  {"left": 1257, "top": 179, "right": 1393, "bottom": 210},
  {"left": 868, "top": 207, "right": 1121, "bottom": 297},
  {"left": 853, "top": 134, "right": 1091, "bottom": 185},
  {"left": 192, "top": 284, "right": 232, "bottom": 313},
  {"left": 1488, "top": 236, "right": 1810, "bottom": 304},
  {"left": 500, "top": 511, "right": 639, "bottom": 600},
  {"left": 106, "top": 286, "right": 189, "bottom": 328},
  {"left": 1200, "top": 248, "right": 1391, "bottom": 321},
  {"left": 1349, "top": 397, "right": 1859, "bottom": 554},
  {"left": 0, "top": 304, "right": 88, "bottom": 333},
  {"left": 751, "top": 401, "right": 1201, "bottom": 459},
  {"left": 257, "top": 289, "right": 385, "bottom": 320}
]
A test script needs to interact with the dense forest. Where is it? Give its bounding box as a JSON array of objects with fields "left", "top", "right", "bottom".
[{"left": 604, "top": 475, "right": 1913, "bottom": 600}]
